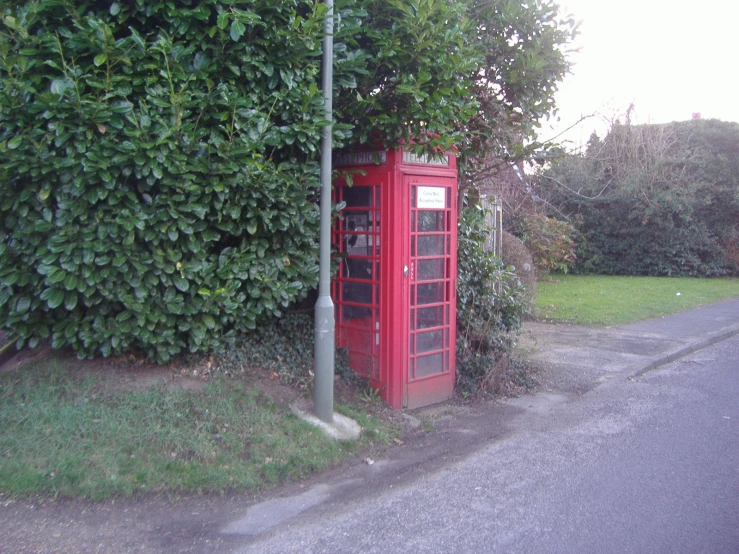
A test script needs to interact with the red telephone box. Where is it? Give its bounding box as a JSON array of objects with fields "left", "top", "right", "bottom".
[{"left": 333, "top": 147, "right": 458, "bottom": 409}]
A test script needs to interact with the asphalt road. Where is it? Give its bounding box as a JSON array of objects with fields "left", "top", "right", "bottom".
[{"left": 237, "top": 335, "right": 739, "bottom": 554}]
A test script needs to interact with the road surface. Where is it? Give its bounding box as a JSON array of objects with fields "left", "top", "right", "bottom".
[{"left": 235, "top": 335, "right": 739, "bottom": 553}]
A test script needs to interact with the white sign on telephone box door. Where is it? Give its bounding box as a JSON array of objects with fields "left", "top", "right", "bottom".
[{"left": 417, "top": 187, "right": 445, "bottom": 209}]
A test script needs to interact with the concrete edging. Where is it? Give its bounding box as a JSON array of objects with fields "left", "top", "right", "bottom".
[{"left": 629, "top": 324, "right": 739, "bottom": 379}]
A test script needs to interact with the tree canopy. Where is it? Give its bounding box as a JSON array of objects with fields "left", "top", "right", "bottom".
[
  {"left": 337, "top": 0, "right": 577, "bottom": 187},
  {"left": 538, "top": 118, "right": 739, "bottom": 276},
  {"left": 0, "top": 0, "right": 576, "bottom": 360}
]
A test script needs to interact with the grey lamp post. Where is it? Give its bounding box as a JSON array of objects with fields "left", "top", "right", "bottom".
[{"left": 313, "top": 0, "right": 334, "bottom": 423}]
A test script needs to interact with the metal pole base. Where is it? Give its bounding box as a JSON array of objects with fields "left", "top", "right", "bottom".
[{"left": 314, "top": 296, "right": 335, "bottom": 423}]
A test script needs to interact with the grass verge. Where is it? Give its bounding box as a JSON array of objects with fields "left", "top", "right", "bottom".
[
  {"left": 0, "top": 359, "right": 395, "bottom": 501},
  {"left": 535, "top": 275, "right": 739, "bottom": 326}
]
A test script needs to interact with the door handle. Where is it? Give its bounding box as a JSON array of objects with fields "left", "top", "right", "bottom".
[{"left": 403, "top": 265, "right": 408, "bottom": 277}]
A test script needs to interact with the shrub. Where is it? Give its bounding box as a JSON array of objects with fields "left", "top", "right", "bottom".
[
  {"left": 203, "top": 311, "right": 356, "bottom": 390},
  {"left": 500, "top": 230, "right": 537, "bottom": 306},
  {"left": 516, "top": 213, "right": 577, "bottom": 274},
  {"left": 0, "top": 0, "right": 577, "bottom": 364},
  {"left": 0, "top": 1, "right": 341, "bottom": 361},
  {"left": 540, "top": 120, "right": 739, "bottom": 277},
  {"left": 456, "top": 205, "right": 526, "bottom": 394}
]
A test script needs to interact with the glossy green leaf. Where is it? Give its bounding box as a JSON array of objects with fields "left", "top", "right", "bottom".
[
  {"left": 46, "top": 289, "right": 65, "bottom": 309},
  {"left": 50, "top": 79, "right": 73, "bottom": 96},
  {"left": 230, "top": 20, "right": 246, "bottom": 41},
  {"left": 63, "top": 274, "right": 78, "bottom": 291},
  {"left": 16, "top": 297, "right": 31, "bottom": 313},
  {"left": 64, "top": 291, "right": 78, "bottom": 310},
  {"left": 173, "top": 275, "right": 189, "bottom": 292}
]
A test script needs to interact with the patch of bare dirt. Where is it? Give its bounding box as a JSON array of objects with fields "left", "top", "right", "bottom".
[
  {"left": 0, "top": 336, "right": 53, "bottom": 374},
  {"left": 0, "top": 341, "right": 314, "bottom": 412},
  {"left": 0, "top": 340, "right": 394, "bottom": 425}
]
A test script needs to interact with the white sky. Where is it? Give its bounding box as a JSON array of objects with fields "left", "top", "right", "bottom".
[{"left": 542, "top": 0, "right": 739, "bottom": 149}]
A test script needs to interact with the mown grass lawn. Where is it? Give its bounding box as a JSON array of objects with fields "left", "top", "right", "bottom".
[
  {"left": 0, "top": 359, "right": 394, "bottom": 501},
  {"left": 535, "top": 275, "right": 739, "bottom": 326}
]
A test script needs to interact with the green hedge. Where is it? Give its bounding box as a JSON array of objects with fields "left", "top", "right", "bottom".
[
  {"left": 1, "top": 0, "right": 576, "bottom": 363},
  {"left": 0, "top": 0, "right": 344, "bottom": 360},
  {"left": 542, "top": 120, "right": 739, "bottom": 277}
]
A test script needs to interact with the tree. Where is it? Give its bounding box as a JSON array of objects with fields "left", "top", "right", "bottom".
[
  {"left": 456, "top": 0, "right": 577, "bottom": 197},
  {"left": 335, "top": 0, "right": 479, "bottom": 151},
  {"left": 335, "top": 0, "right": 578, "bottom": 179},
  {"left": 0, "top": 0, "right": 577, "bottom": 361},
  {"left": 538, "top": 118, "right": 739, "bottom": 276}
]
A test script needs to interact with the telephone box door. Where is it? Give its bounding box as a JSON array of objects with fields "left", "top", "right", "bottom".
[{"left": 404, "top": 175, "right": 457, "bottom": 408}]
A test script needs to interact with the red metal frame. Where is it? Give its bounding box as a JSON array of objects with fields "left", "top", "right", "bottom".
[{"left": 333, "top": 148, "right": 458, "bottom": 409}]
